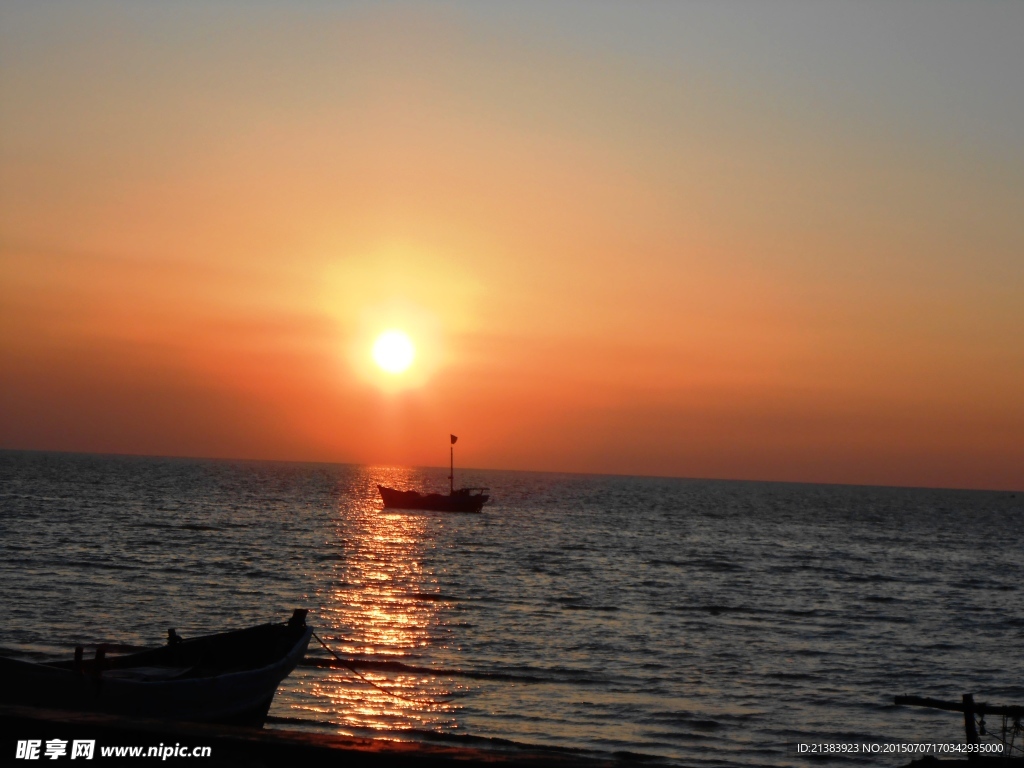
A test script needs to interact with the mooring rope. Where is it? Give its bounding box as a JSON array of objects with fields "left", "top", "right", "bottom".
[{"left": 311, "top": 630, "right": 451, "bottom": 705}]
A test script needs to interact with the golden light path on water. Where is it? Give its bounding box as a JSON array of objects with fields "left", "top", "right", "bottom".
[{"left": 286, "top": 467, "right": 460, "bottom": 737}]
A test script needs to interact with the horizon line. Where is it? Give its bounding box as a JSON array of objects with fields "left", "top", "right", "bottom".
[{"left": 2, "top": 446, "right": 1019, "bottom": 495}]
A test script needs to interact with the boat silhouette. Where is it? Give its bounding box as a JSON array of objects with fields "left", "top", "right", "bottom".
[
  {"left": 377, "top": 435, "right": 489, "bottom": 513},
  {"left": 0, "top": 610, "right": 312, "bottom": 727}
]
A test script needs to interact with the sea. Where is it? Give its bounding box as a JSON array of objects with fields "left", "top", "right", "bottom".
[{"left": 1, "top": 450, "right": 1021, "bottom": 767}]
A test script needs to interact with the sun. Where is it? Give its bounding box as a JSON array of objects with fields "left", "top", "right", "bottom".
[{"left": 372, "top": 330, "right": 415, "bottom": 374}]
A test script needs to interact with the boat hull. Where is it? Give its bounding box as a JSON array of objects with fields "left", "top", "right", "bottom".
[
  {"left": 0, "top": 615, "right": 312, "bottom": 727},
  {"left": 378, "top": 485, "right": 488, "bottom": 513}
]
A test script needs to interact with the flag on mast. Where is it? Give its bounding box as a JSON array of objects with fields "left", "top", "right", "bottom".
[{"left": 450, "top": 435, "right": 458, "bottom": 444}]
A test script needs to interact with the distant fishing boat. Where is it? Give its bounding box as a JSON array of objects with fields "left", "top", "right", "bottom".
[
  {"left": 0, "top": 610, "right": 312, "bottom": 727},
  {"left": 378, "top": 435, "right": 490, "bottom": 513},
  {"left": 377, "top": 485, "right": 489, "bottom": 513}
]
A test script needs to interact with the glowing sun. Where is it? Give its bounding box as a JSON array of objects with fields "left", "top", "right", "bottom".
[{"left": 372, "top": 330, "right": 415, "bottom": 374}]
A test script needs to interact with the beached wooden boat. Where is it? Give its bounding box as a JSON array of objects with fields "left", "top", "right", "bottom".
[
  {"left": 378, "top": 434, "right": 490, "bottom": 513},
  {"left": 378, "top": 484, "right": 489, "bottom": 513},
  {"left": 0, "top": 609, "right": 312, "bottom": 727}
]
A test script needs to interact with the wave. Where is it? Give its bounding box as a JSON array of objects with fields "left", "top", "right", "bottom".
[
  {"left": 263, "top": 717, "right": 669, "bottom": 764},
  {"left": 299, "top": 656, "right": 604, "bottom": 685},
  {"left": 409, "top": 592, "right": 463, "bottom": 602},
  {"left": 562, "top": 604, "right": 620, "bottom": 612}
]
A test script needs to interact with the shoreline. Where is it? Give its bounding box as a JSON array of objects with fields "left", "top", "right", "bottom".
[{"left": 1, "top": 704, "right": 649, "bottom": 766}]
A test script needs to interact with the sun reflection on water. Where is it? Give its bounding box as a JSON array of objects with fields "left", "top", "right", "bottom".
[{"left": 293, "top": 467, "right": 460, "bottom": 736}]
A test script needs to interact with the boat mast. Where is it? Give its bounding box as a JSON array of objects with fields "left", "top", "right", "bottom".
[{"left": 449, "top": 434, "right": 457, "bottom": 493}]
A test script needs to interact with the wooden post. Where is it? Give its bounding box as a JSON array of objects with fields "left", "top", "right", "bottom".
[
  {"left": 450, "top": 445, "right": 454, "bottom": 494},
  {"left": 963, "top": 694, "right": 980, "bottom": 744}
]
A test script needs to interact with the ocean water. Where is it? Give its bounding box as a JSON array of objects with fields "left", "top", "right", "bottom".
[{"left": 1, "top": 450, "right": 1021, "bottom": 766}]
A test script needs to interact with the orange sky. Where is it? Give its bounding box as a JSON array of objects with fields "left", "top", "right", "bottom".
[{"left": 1, "top": 3, "right": 1021, "bottom": 490}]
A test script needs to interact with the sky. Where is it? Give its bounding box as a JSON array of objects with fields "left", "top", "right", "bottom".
[{"left": 1, "top": 1, "right": 1021, "bottom": 490}]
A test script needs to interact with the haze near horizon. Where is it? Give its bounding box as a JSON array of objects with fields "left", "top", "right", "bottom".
[{"left": 1, "top": 1, "right": 1021, "bottom": 490}]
